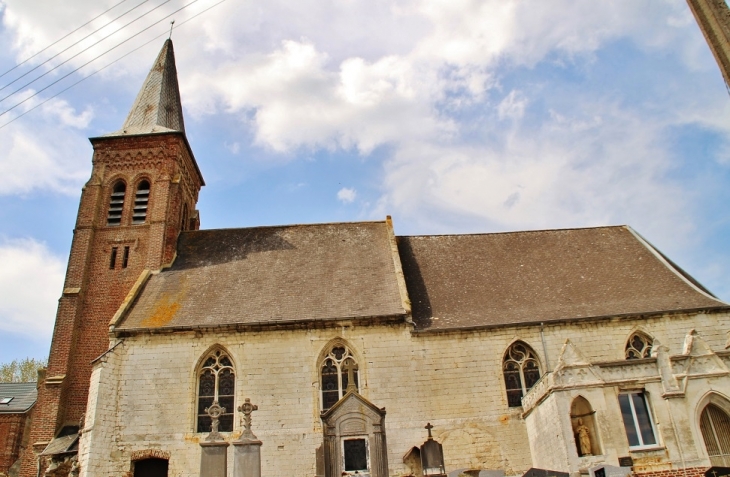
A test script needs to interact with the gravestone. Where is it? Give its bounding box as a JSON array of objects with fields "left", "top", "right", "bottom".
[
  {"left": 705, "top": 467, "right": 730, "bottom": 477},
  {"left": 589, "top": 465, "right": 632, "bottom": 477},
  {"left": 233, "top": 398, "right": 262, "bottom": 477},
  {"left": 522, "top": 468, "right": 569, "bottom": 477},
  {"left": 200, "top": 401, "right": 229, "bottom": 477}
]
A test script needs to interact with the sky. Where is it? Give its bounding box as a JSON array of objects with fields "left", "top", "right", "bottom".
[{"left": 0, "top": 0, "right": 728, "bottom": 363}]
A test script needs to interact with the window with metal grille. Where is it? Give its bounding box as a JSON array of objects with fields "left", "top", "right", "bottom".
[
  {"left": 196, "top": 349, "right": 235, "bottom": 433},
  {"left": 625, "top": 332, "right": 653, "bottom": 359},
  {"left": 343, "top": 438, "right": 369, "bottom": 474},
  {"left": 700, "top": 403, "right": 730, "bottom": 466},
  {"left": 132, "top": 180, "right": 150, "bottom": 224},
  {"left": 320, "top": 345, "right": 359, "bottom": 411},
  {"left": 618, "top": 392, "right": 658, "bottom": 448},
  {"left": 503, "top": 341, "right": 541, "bottom": 407},
  {"left": 107, "top": 182, "right": 126, "bottom": 226}
]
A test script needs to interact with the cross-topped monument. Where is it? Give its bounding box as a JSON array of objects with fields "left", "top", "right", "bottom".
[
  {"left": 205, "top": 401, "right": 226, "bottom": 442},
  {"left": 238, "top": 398, "right": 259, "bottom": 440},
  {"left": 343, "top": 359, "right": 358, "bottom": 393}
]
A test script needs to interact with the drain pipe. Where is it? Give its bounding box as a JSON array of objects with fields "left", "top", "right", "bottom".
[{"left": 540, "top": 323, "right": 551, "bottom": 371}]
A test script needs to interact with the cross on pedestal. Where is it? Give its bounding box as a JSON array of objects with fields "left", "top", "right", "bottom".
[
  {"left": 343, "top": 359, "right": 358, "bottom": 393},
  {"left": 425, "top": 422, "right": 434, "bottom": 440},
  {"left": 237, "top": 398, "right": 259, "bottom": 440},
  {"left": 204, "top": 401, "right": 225, "bottom": 442}
]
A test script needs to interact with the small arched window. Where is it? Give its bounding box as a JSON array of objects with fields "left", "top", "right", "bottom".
[
  {"left": 107, "top": 181, "right": 126, "bottom": 226},
  {"left": 132, "top": 180, "right": 150, "bottom": 224},
  {"left": 320, "top": 344, "right": 359, "bottom": 411},
  {"left": 503, "top": 341, "right": 541, "bottom": 407},
  {"left": 626, "top": 332, "right": 653, "bottom": 359},
  {"left": 196, "top": 349, "right": 235, "bottom": 433},
  {"left": 700, "top": 403, "right": 730, "bottom": 466}
]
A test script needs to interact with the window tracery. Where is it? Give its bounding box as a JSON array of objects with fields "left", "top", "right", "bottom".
[
  {"left": 321, "top": 345, "right": 359, "bottom": 411},
  {"left": 625, "top": 332, "right": 653, "bottom": 360},
  {"left": 196, "top": 349, "right": 235, "bottom": 433},
  {"left": 503, "top": 341, "right": 541, "bottom": 407}
]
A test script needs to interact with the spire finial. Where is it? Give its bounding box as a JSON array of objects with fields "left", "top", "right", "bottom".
[{"left": 169, "top": 20, "right": 175, "bottom": 39}]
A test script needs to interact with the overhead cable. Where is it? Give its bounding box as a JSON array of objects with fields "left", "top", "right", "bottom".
[
  {"left": 0, "top": 0, "right": 216, "bottom": 124},
  {"left": 0, "top": 0, "right": 171, "bottom": 99},
  {"left": 0, "top": 0, "right": 132, "bottom": 81}
]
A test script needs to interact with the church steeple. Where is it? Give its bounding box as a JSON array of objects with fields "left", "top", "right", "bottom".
[{"left": 111, "top": 39, "right": 185, "bottom": 136}]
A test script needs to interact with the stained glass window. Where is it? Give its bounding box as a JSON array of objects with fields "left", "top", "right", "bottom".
[
  {"left": 503, "top": 342, "right": 541, "bottom": 407},
  {"left": 321, "top": 345, "right": 359, "bottom": 411},
  {"left": 197, "top": 349, "right": 235, "bottom": 433},
  {"left": 625, "top": 333, "right": 653, "bottom": 359}
]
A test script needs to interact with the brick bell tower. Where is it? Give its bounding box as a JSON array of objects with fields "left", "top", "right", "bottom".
[{"left": 19, "top": 39, "right": 204, "bottom": 476}]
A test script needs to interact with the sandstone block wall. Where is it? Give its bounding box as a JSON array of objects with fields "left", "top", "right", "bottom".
[{"left": 79, "top": 310, "right": 730, "bottom": 477}]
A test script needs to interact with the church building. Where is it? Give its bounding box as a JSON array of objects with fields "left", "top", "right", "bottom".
[{"left": 10, "top": 2, "right": 730, "bottom": 477}]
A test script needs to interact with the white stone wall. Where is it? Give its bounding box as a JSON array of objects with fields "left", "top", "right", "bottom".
[{"left": 80, "top": 310, "right": 730, "bottom": 477}]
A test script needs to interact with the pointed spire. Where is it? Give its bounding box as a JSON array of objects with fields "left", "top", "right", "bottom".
[{"left": 109, "top": 39, "right": 185, "bottom": 136}]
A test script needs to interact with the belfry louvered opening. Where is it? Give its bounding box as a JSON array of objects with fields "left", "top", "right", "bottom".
[
  {"left": 107, "top": 182, "right": 126, "bottom": 226},
  {"left": 133, "top": 180, "right": 150, "bottom": 224}
]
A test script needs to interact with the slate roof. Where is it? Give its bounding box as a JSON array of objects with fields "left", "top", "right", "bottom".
[
  {"left": 106, "top": 39, "right": 185, "bottom": 137},
  {"left": 117, "top": 221, "right": 407, "bottom": 331},
  {"left": 0, "top": 382, "right": 37, "bottom": 413},
  {"left": 398, "top": 225, "right": 728, "bottom": 332}
]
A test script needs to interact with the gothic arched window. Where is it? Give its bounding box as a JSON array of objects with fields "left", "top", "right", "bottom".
[
  {"left": 107, "top": 181, "right": 126, "bottom": 226},
  {"left": 503, "top": 341, "right": 541, "bottom": 407},
  {"left": 625, "top": 332, "right": 653, "bottom": 360},
  {"left": 701, "top": 403, "right": 730, "bottom": 466},
  {"left": 196, "top": 349, "right": 235, "bottom": 433},
  {"left": 320, "top": 345, "right": 359, "bottom": 411},
  {"left": 132, "top": 180, "right": 150, "bottom": 224}
]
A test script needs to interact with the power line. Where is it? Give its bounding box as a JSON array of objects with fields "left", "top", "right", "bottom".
[
  {"left": 0, "top": 0, "right": 132, "bottom": 81},
  {"left": 0, "top": 0, "right": 169, "bottom": 98},
  {"left": 0, "top": 0, "right": 223, "bottom": 127}
]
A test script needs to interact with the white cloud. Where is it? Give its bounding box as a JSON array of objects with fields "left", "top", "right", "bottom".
[
  {"left": 337, "top": 187, "right": 357, "bottom": 204},
  {"left": 0, "top": 238, "right": 64, "bottom": 338}
]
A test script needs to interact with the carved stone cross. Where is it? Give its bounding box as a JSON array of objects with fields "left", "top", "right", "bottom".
[
  {"left": 204, "top": 401, "right": 225, "bottom": 442},
  {"left": 343, "top": 359, "right": 358, "bottom": 393},
  {"left": 237, "top": 398, "right": 259, "bottom": 439},
  {"left": 425, "top": 422, "right": 434, "bottom": 439}
]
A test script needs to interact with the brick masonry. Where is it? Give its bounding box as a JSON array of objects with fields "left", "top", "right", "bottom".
[
  {"left": 18, "top": 132, "right": 202, "bottom": 477},
  {"left": 0, "top": 410, "right": 31, "bottom": 475}
]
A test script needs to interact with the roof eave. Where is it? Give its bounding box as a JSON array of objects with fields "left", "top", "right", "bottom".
[
  {"left": 410, "top": 305, "right": 730, "bottom": 335},
  {"left": 113, "top": 312, "right": 409, "bottom": 337}
]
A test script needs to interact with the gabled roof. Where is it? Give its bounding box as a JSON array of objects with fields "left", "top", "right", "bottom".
[
  {"left": 398, "top": 225, "right": 728, "bottom": 332},
  {"left": 117, "top": 221, "right": 408, "bottom": 332},
  {"left": 106, "top": 39, "right": 185, "bottom": 137},
  {"left": 0, "top": 382, "right": 37, "bottom": 413}
]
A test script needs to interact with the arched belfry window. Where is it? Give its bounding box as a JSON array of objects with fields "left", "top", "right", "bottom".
[
  {"left": 320, "top": 344, "right": 359, "bottom": 411},
  {"left": 626, "top": 332, "right": 653, "bottom": 360},
  {"left": 503, "top": 341, "right": 541, "bottom": 407},
  {"left": 701, "top": 403, "right": 730, "bottom": 466},
  {"left": 107, "top": 181, "right": 126, "bottom": 226},
  {"left": 196, "top": 349, "right": 235, "bottom": 433},
  {"left": 132, "top": 180, "right": 150, "bottom": 224}
]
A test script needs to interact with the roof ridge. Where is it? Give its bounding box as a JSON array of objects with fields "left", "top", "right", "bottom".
[
  {"left": 181, "top": 219, "right": 388, "bottom": 234},
  {"left": 398, "top": 224, "right": 628, "bottom": 239}
]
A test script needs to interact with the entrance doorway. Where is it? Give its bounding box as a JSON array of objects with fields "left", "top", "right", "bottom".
[{"left": 133, "top": 458, "right": 169, "bottom": 477}]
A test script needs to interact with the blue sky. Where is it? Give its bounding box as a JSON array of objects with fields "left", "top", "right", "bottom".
[{"left": 0, "top": 0, "right": 728, "bottom": 363}]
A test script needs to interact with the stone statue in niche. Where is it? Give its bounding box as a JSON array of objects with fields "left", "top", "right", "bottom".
[{"left": 576, "top": 418, "right": 592, "bottom": 456}]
